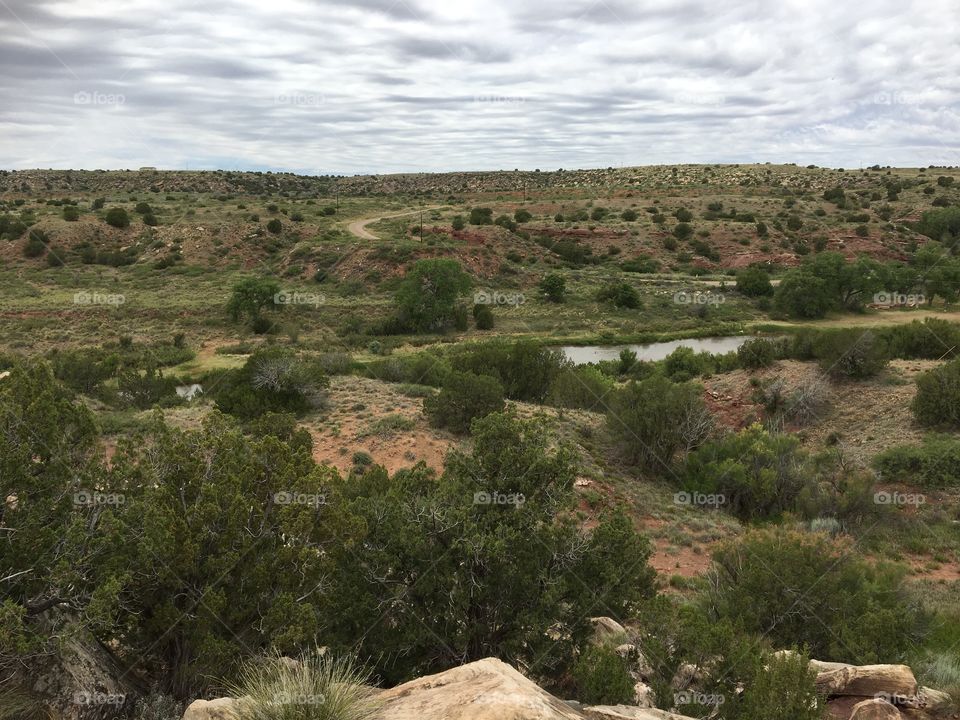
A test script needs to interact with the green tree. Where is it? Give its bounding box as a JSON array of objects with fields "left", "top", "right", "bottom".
[
  {"left": 104, "top": 413, "right": 346, "bottom": 696},
  {"left": 325, "top": 411, "right": 656, "bottom": 684},
  {"left": 606, "top": 374, "right": 710, "bottom": 470},
  {"left": 468, "top": 207, "right": 493, "bottom": 225},
  {"left": 226, "top": 277, "right": 281, "bottom": 326},
  {"left": 0, "top": 363, "right": 105, "bottom": 672},
  {"left": 423, "top": 371, "right": 504, "bottom": 433},
  {"left": 539, "top": 273, "right": 567, "bottom": 303},
  {"left": 683, "top": 424, "right": 809, "bottom": 521},
  {"left": 597, "top": 282, "right": 640, "bottom": 308},
  {"left": 572, "top": 646, "right": 635, "bottom": 705},
  {"left": 706, "top": 527, "right": 921, "bottom": 663},
  {"left": 735, "top": 266, "right": 774, "bottom": 297},
  {"left": 473, "top": 304, "right": 494, "bottom": 329},
  {"left": 208, "top": 347, "right": 329, "bottom": 420},
  {"left": 394, "top": 259, "right": 471, "bottom": 332}
]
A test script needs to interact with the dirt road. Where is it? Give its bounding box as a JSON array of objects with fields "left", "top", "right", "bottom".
[{"left": 346, "top": 206, "right": 442, "bottom": 240}]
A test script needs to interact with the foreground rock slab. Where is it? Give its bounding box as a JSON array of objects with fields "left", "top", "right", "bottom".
[
  {"left": 582, "top": 705, "right": 697, "bottom": 720},
  {"left": 377, "top": 657, "right": 585, "bottom": 720},
  {"left": 814, "top": 664, "right": 917, "bottom": 700},
  {"left": 849, "top": 698, "right": 900, "bottom": 720},
  {"left": 182, "top": 697, "right": 238, "bottom": 720}
]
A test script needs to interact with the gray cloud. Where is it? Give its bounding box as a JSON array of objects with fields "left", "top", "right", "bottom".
[{"left": 0, "top": 0, "right": 958, "bottom": 172}]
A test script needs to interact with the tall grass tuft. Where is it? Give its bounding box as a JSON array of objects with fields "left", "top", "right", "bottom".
[{"left": 228, "top": 650, "right": 382, "bottom": 720}]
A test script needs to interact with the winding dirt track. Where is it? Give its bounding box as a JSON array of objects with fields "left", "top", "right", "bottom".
[{"left": 346, "top": 207, "right": 443, "bottom": 240}]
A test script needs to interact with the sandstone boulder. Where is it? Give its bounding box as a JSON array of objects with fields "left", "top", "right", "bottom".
[
  {"left": 815, "top": 665, "right": 917, "bottom": 701},
  {"left": 849, "top": 698, "right": 900, "bottom": 720},
  {"left": 919, "top": 686, "right": 954, "bottom": 714},
  {"left": 182, "top": 697, "right": 238, "bottom": 720},
  {"left": 590, "top": 617, "right": 629, "bottom": 645},
  {"left": 377, "top": 657, "right": 585, "bottom": 720},
  {"left": 581, "top": 705, "right": 696, "bottom": 720}
]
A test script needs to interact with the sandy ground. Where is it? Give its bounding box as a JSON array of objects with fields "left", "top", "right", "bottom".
[{"left": 305, "top": 375, "right": 455, "bottom": 474}]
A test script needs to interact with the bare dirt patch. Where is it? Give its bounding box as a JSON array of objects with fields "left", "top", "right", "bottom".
[
  {"left": 703, "top": 359, "right": 938, "bottom": 466},
  {"left": 304, "top": 375, "right": 455, "bottom": 475}
]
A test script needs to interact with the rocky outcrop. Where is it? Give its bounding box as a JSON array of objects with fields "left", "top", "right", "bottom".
[
  {"left": 589, "top": 617, "right": 629, "bottom": 645},
  {"left": 848, "top": 698, "right": 900, "bottom": 720},
  {"left": 25, "top": 622, "right": 139, "bottom": 720},
  {"left": 377, "top": 657, "right": 585, "bottom": 720},
  {"left": 182, "top": 697, "right": 239, "bottom": 720},
  {"left": 814, "top": 664, "right": 918, "bottom": 702},
  {"left": 581, "top": 706, "right": 696, "bottom": 720}
]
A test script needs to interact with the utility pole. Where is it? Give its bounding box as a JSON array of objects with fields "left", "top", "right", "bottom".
[{"left": 419, "top": 204, "right": 423, "bottom": 240}]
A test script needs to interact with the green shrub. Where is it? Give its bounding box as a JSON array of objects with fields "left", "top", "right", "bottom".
[
  {"left": 683, "top": 424, "right": 809, "bottom": 521},
  {"left": 423, "top": 371, "right": 504, "bottom": 433},
  {"left": 663, "top": 346, "right": 713, "bottom": 381},
  {"left": 539, "top": 273, "right": 566, "bottom": 302},
  {"left": 875, "top": 435, "right": 960, "bottom": 487},
  {"left": 621, "top": 209, "right": 638, "bottom": 221},
  {"left": 22, "top": 236, "right": 46, "bottom": 258},
  {"left": 208, "top": 348, "right": 329, "bottom": 420},
  {"left": 450, "top": 340, "right": 566, "bottom": 403},
  {"left": 473, "top": 304, "right": 494, "bottom": 329},
  {"left": 548, "top": 365, "right": 615, "bottom": 411},
  {"left": 736, "top": 266, "right": 774, "bottom": 297},
  {"left": 913, "top": 357, "right": 960, "bottom": 427},
  {"left": 572, "top": 645, "right": 635, "bottom": 705},
  {"left": 62, "top": 205, "right": 80, "bottom": 221},
  {"left": 597, "top": 282, "right": 640, "bottom": 308},
  {"left": 468, "top": 207, "right": 493, "bottom": 225},
  {"left": 707, "top": 527, "right": 922, "bottom": 663},
  {"left": 514, "top": 208, "right": 532, "bottom": 223},
  {"left": 266, "top": 218, "right": 283, "bottom": 234},
  {"left": 814, "top": 329, "right": 889, "bottom": 379},
  {"left": 737, "top": 338, "right": 776, "bottom": 369},
  {"left": 104, "top": 207, "right": 130, "bottom": 228},
  {"left": 394, "top": 259, "right": 471, "bottom": 332},
  {"left": 606, "top": 374, "right": 710, "bottom": 470},
  {"left": 229, "top": 650, "right": 381, "bottom": 720}
]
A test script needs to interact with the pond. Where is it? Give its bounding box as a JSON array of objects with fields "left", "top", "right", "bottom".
[{"left": 557, "top": 336, "right": 750, "bottom": 364}]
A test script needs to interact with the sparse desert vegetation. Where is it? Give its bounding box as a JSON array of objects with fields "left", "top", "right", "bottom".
[{"left": 3, "top": 163, "right": 960, "bottom": 720}]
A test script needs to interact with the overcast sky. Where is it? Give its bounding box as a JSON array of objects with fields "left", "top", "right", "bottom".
[{"left": 1, "top": 0, "right": 958, "bottom": 174}]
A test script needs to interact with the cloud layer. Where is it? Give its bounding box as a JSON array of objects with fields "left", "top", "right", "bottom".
[{"left": 1, "top": 0, "right": 958, "bottom": 173}]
